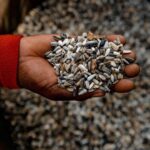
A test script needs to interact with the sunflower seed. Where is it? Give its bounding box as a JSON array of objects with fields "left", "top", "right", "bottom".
[
  {"left": 110, "top": 61, "right": 117, "bottom": 67},
  {"left": 99, "top": 74, "right": 106, "bottom": 80},
  {"left": 78, "top": 64, "right": 88, "bottom": 72},
  {"left": 45, "top": 32, "right": 133, "bottom": 95},
  {"left": 89, "top": 82, "right": 94, "bottom": 89},
  {"left": 122, "top": 50, "right": 132, "bottom": 54},
  {"left": 85, "top": 80, "right": 90, "bottom": 89},
  {"left": 87, "top": 74, "right": 96, "bottom": 81},
  {"left": 99, "top": 39, "right": 106, "bottom": 47},
  {"left": 111, "top": 74, "right": 115, "bottom": 82},
  {"left": 118, "top": 73, "right": 123, "bottom": 79},
  {"left": 109, "top": 42, "right": 119, "bottom": 51},
  {"left": 51, "top": 41, "right": 58, "bottom": 47},
  {"left": 105, "top": 48, "right": 110, "bottom": 56},
  {"left": 93, "top": 79, "right": 99, "bottom": 84},
  {"left": 78, "top": 89, "right": 87, "bottom": 95},
  {"left": 124, "top": 57, "right": 134, "bottom": 63}
]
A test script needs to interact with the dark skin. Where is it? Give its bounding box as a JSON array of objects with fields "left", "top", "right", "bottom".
[{"left": 18, "top": 34, "right": 140, "bottom": 101}]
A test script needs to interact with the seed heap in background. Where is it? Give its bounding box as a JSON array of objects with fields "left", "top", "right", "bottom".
[{"left": 45, "top": 32, "right": 133, "bottom": 95}]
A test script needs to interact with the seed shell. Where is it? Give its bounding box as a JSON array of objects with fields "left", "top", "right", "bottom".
[{"left": 45, "top": 32, "right": 133, "bottom": 96}]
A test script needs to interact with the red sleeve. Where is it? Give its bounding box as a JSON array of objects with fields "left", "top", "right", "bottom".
[{"left": 0, "top": 35, "right": 23, "bottom": 88}]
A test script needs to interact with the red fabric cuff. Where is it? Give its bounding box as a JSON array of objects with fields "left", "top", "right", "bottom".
[{"left": 0, "top": 35, "right": 23, "bottom": 89}]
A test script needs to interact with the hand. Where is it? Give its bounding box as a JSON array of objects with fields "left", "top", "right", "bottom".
[{"left": 18, "top": 34, "right": 140, "bottom": 101}]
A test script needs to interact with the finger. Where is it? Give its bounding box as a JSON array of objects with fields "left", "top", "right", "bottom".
[
  {"left": 91, "top": 89, "right": 105, "bottom": 97},
  {"left": 41, "top": 84, "right": 105, "bottom": 101},
  {"left": 75, "top": 92, "right": 97, "bottom": 101},
  {"left": 124, "top": 64, "right": 140, "bottom": 77},
  {"left": 28, "top": 34, "right": 57, "bottom": 56},
  {"left": 41, "top": 84, "right": 74, "bottom": 101},
  {"left": 123, "top": 50, "right": 136, "bottom": 62},
  {"left": 111, "top": 79, "right": 135, "bottom": 93},
  {"left": 39, "top": 84, "right": 92, "bottom": 101},
  {"left": 106, "top": 35, "right": 126, "bottom": 45}
]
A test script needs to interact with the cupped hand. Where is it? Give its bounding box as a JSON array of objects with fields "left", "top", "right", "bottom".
[{"left": 18, "top": 34, "right": 140, "bottom": 101}]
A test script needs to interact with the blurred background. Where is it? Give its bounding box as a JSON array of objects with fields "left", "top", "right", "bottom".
[
  {"left": 0, "top": 0, "right": 44, "bottom": 34},
  {"left": 0, "top": 0, "right": 150, "bottom": 150}
]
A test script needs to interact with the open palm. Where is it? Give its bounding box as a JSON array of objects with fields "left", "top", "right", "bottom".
[{"left": 18, "top": 34, "right": 140, "bottom": 100}]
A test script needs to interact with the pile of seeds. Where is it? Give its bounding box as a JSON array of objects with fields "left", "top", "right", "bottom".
[
  {"left": 0, "top": 0, "right": 150, "bottom": 150},
  {"left": 45, "top": 32, "right": 132, "bottom": 95}
]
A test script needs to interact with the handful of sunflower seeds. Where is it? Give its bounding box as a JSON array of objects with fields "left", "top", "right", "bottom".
[{"left": 45, "top": 32, "right": 133, "bottom": 96}]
